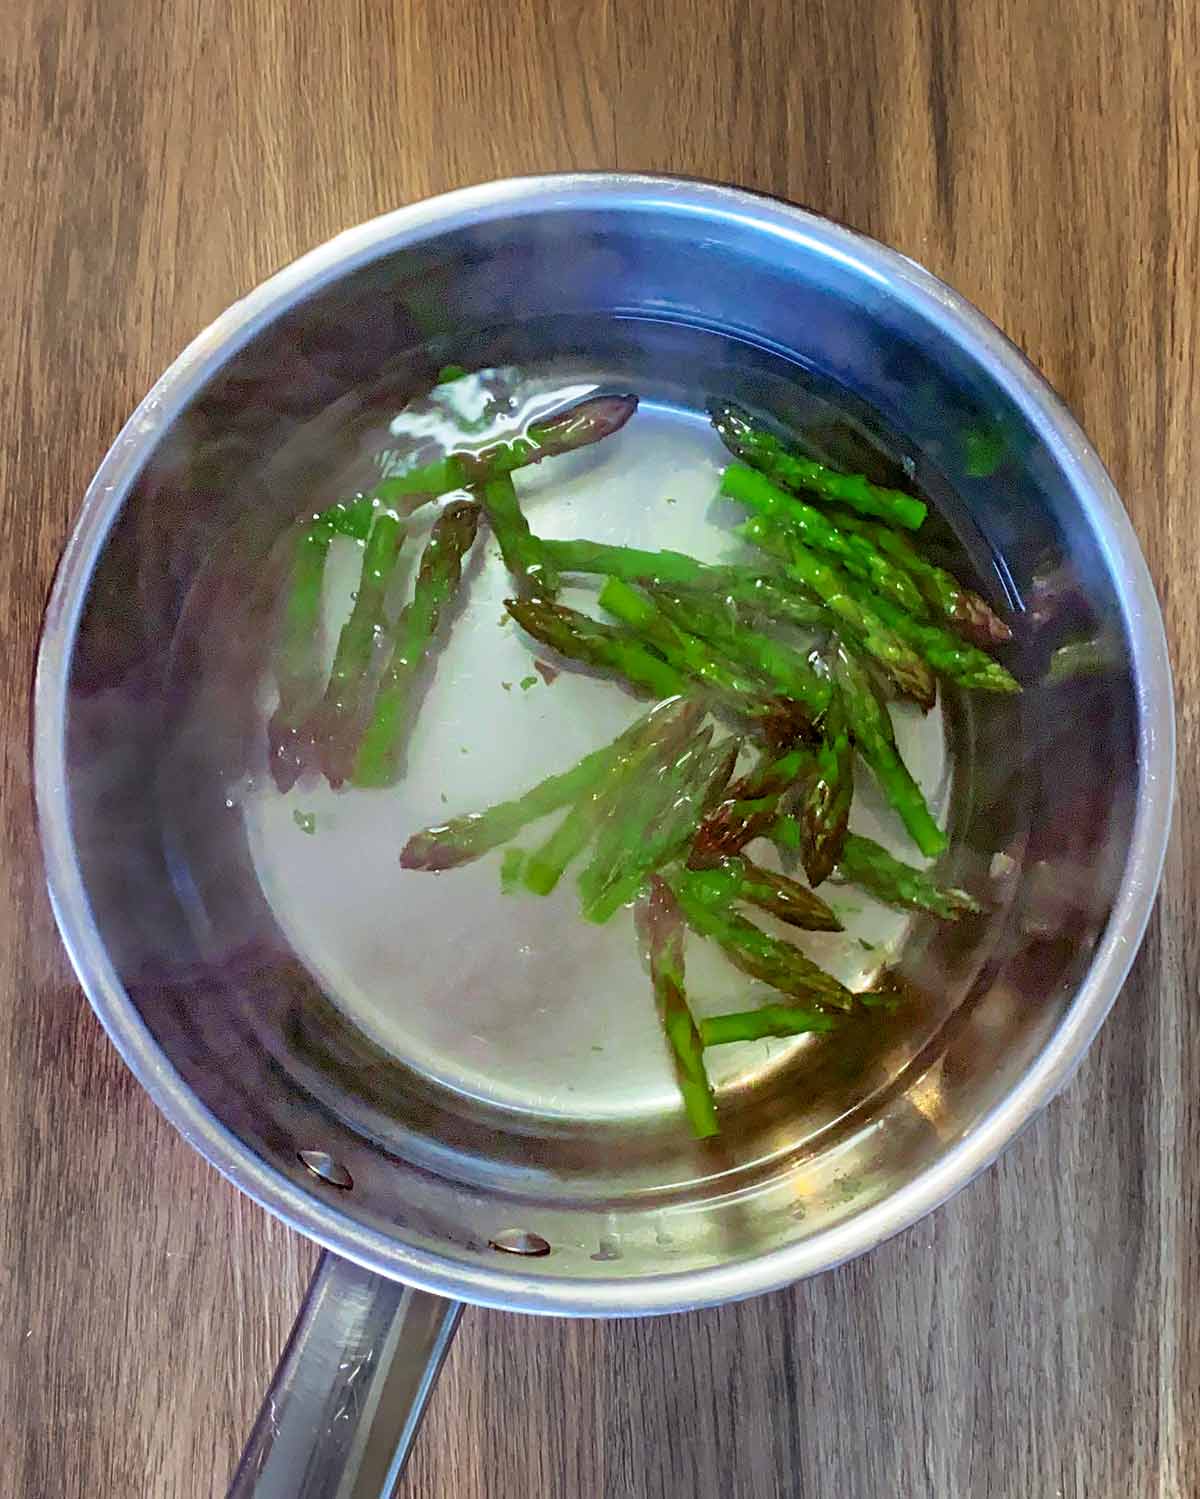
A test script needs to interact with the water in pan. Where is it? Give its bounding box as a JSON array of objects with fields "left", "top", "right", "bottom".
[{"left": 238, "top": 360, "right": 954, "bottom": 1128}]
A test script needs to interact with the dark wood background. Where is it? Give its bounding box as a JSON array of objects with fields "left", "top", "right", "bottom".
[{"left": 1, "top": 1, "right": 1196, "bottom": 1494}]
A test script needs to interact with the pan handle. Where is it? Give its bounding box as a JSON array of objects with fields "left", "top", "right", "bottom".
[{"left": 227, "top": 1251, "right": 462, "bottom": 1498}]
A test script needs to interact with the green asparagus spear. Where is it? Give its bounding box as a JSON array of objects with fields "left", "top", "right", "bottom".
[
  {"left": 826, "top": 508, "right": 1012, "bottom": 645},
  {"left": 833, "top": 644, "right": 946, "bottom": 857},
  {"left": 268, "top": 491, "right": 397, "bottom": 792},
  {"left": 712, "top": 569, "right": 1005, "bottom": 722},
  {"left": 681, "top": 855, "right": 842, "bottom": 932},
  {"left": 635, "top": 877, "right": 719, "bottom": 1139},
  {"left": 709, "top": 400, "right": 927, "bottom": 530},
  {"left": 268, "top": 519, "right": 336, "bottom": 792},
  {"left": 279, "top": 525, "right": 335, "bottom": 675},
  {"left": 400, "top": 708, "right": 669, "bottom": 870},
  {"left": 770, "top": 816, "right": 803, "bottom": 852},
  {"left": 689, "top": 745, "right": 814, "bottom": 866},
  {"left": 369, "top": 393, "right": 639, "bottom": 513},
  {"left": 716, "top": 745, "right": 813, "bottom": 800},
  {"left": 523, "top": 700, "right": 702, "bottom": 895},
  {"left": 714, "top": 575, "right": 833, "bottom": 633},
  {"left": 863, "top": 591, "right": 1020, "bottom": 694},
  {"left": 797, "top": 664, "right": 853, "bottom": 885},
  {"left": 480, "top": 475, "right": 558, "bottom": 599},
  {"left": 833, "top": 832, "right": 983, "bottom": 919},
  {"left": 499, "top": 847, "right": 526, "bottom": 893},
  {"left": 578, "top": 726, "right": 715, "bottom": 914},
  {"left": 720, "top": 464, "right": 927, "bottom": 615},
  {"left": 505, "top": 597, "right": 691, "bottom": 700},
  {"left": 699, "top": 1005, "right": 837, "bottom": 1046},
  {"left": 739, "top": 515, "right": 936, "bottom": 709},
  {"left": 648, "top": 588, "right": 832, "bottom": 717},
  {"left": 598, "top": 578, "right": 774, "bottom": 701},
  {"left": 351, "top": 501, "right": 481, "bottom": 787},
  {"left": 540, "top": 538, "right": 835, "bottom": 632},
  {"left": 670, "top": 870, "right": 854, "bottom": 1009},
  {"left": 305, "top": 513, "right": 407, "bottom": 786},
  {"left": 540, "top": 537, "right": 717, "bottom": 589},
  {"left": 582, "top": 737, "right": 740, "bottom": 924},
  {"left": 320, "top": 494, "right": 377, "bottom": 539},
  {"left": 596, "top": 578, "right": 808, "bottom": 742}
]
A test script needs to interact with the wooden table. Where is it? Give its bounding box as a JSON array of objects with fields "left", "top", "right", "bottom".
[{"left": 2, "top": 1, "right": 1196, "bottom": 1494}]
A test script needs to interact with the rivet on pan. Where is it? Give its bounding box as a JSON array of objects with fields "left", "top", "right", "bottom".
[
  {"left": 298, "top": 1150, "right": 353, "bottom": 1189},
  {"left": 489, "top": 1229, "right": 551, "bottom": 1257}
]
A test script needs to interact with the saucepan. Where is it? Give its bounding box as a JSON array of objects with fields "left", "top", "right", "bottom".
[{"left": 33, "top": 175, "right": 1174, "bottom": 1496}]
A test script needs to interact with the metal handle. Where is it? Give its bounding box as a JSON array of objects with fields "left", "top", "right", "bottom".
[{"left": 227, "top": 1252, "right": 462, "bottom": 1498}]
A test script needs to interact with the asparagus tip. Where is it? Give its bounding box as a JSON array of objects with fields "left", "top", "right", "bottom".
[{"left": 955, "top": 592, "right": 1014, "bottom": 646}]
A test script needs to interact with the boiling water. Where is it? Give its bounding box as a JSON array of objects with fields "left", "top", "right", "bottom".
[{"left": 239, "top": 374, "right": 951, "bottom": 1127}]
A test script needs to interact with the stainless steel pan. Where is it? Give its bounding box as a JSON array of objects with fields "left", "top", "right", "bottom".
[{"left": 33, "top": 176, "right": 1174, "bottom": 1496}]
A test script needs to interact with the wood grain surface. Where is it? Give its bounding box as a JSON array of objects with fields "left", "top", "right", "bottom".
[{"left": 1, "top": 1, "right": 1196, "bottom": 1495}]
